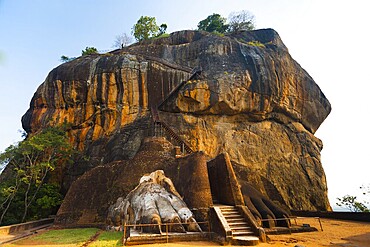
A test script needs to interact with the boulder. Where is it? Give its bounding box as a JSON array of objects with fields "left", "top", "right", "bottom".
[{"left": 20, "top": 29, "right": 331, "bottom": 212}]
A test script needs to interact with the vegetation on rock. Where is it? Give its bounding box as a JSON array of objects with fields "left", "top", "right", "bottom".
[
  {"left": 132, "top": 15, "right": 168, "bottom": 41},
  {"left": 197, "top": 10, "right": 255, "bottom": 34},
  {"left": 197, "top": 13, "right": 228, "bottom": 33},
  {"left": 228, "top": 10, "right": 255, "bottom": 32},
  {"left": 60, "top": 46, "right": 98, "bottom": 63},
  {"left": 82, "top": 46, "right": 98, "bottom": 55},
  {"left": 112, "top": 33, "right": 133, "bottom": 48}
]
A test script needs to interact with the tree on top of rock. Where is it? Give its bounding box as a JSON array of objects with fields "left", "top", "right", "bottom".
[
  {"left": 113, "top": 33, "right": 134, "bottom": 49},
  {"left": 197, "top": 13, "right": 228, "bottom": 34},
  {"left": 132, "top": 16, "right": 160, "bottom": 41},
  {"left": 158, "top": 23, "right": 168, "bottom": 37},
  {"left": 197, "top": 11, "right": 256, "bottom": 34},
  {"left": 228, "top": 10, "right": 256, "bottom": 32},
  {"left": 82, "top": 47, "right": 98, "bottom": 56}
]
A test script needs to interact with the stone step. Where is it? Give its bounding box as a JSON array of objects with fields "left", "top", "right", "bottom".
[
  {"left": 232, "top": 236, "right": 259, "bottom": 246},
  {"left": 222, "top": 210, "right": 239, "bottom": 213},
  {"left": 228, "top": 222, "right": 250, "bottom": 228},
  {"left": 224, "top": 214, "right": 244, "bottom": 220},
  {"left": 226, "top": 218, "right": 246, "bottom": 223},
  {"left": 221, "top": 211, "right": 240, "bottom": 215},
  {"left": 232, "top": 231, "right": 255, "bottom": 236},
  {"left": 221, "top": 211, "right": 239, "bottom": 215},
  {"left": 219, "top": 206, "right": 236, "bottom": 210},
  {"left": 215, "top": 205, "right": 259, "bottom": 246},
  {"left": 230, "top": 226, "right": 252, "bottom": 231}
]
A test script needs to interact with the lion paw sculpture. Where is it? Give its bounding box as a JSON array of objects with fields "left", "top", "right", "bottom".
[{"left": 107, "top": 170, "right": 202, "bottom": 233}]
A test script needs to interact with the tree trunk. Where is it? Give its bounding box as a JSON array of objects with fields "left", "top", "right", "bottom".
[{"left": 21, "top": 182, "right": 32, "bottom": 223}]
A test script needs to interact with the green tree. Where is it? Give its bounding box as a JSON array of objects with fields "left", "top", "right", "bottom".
[
  {"left": 336, "top": 195, "right": 369, "bottom": 212},
  {"left": 132, "top": 16, "right": 159, "bottom": 41},
  {"left": 0, "top": 127, "right": 73, "bottom": 225},
  {"left": 81, "top": 47, "right": 98, "bottom": 56},
  {"left": 60, "top": 55, "right": 76, "bottom": 63},
  {"left": 228, "top": 10, "right": 256, "bottom": 32},
  {"left": 158, "top": 23, "right": 168, "bottom": 36},
  {"left": 197, "top": 13, "right": 228, "bottom": 33}
]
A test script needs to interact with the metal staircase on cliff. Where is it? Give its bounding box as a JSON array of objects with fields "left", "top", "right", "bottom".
[
  {"left": 214, "top": 205, "right": 260, "bottom": 246},
  {"left": 149, "top": 68, "right": 202, "bottom": 154},
  {"left": 151, "top": 107, "right": 193, "bottom": 154}
]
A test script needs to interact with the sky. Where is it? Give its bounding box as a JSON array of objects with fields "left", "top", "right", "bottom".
[{"left": 0, "top": 0, "right": 369, "bottom": 210}]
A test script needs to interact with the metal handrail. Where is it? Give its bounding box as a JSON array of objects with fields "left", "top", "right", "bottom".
[
  {"left": 122, "top": 221, "right": 210, "bottom": 245},
  {"left": 260, "top": 216, "right": 323, "bottom": 231}
]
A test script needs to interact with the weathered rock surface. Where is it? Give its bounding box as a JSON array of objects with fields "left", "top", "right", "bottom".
[
  {"left": 107, "top": 170, "right": 201, "bottom": 233},
  {"left": 21, "top": 29, "right": 331, "bottom": 212},
  {"left": 55, "top": 138, "right": 212, "bottom": 226}
]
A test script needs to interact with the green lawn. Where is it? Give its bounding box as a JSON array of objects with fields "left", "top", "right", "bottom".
[
  {"left": 89, "top": 231, "right": 123, "bottom": 247},
  {"left": 31, "top": 228, "right": 100, "bottom": 244},
  {"left": 4, "top": 228, "right": 123, "bottom": 246}
]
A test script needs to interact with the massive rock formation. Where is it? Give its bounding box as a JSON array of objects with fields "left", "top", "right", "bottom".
[{"left": 21, "top": 29, "right": 331, "bottom": 213}]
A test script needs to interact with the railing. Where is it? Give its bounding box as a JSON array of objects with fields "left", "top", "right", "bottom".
[
  {"left": 260, "top": 216, "right": 323, "bottom": 234},
  {"left": 289, "top": 216, "right": 323, "bottom": 231},
  {"left": 237, "top": 205, "right": 266, "bottom": 242},
  {"left": 211, "top": 207, "right": 233, "bottom": 242},
  {"left": 121, "top": 221, "right": 210, "bottom": 245},
  {"left": 150, "top": 107, "right": 194, "bottom": 154}
]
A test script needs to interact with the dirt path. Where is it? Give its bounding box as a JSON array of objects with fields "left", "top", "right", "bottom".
[{"left": 81, "top": 230, "right": 102, "bottom": 246}]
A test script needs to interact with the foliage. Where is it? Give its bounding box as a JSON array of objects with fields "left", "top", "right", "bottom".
[
  {"left": 132, "top": 16, "right": 160, "bottom": 41},
  {"left": 228, "top": 10, "right": 255, "bottom": 32},
  {"left": 30, "top": 228, "right": 100, "bottom": 244},
  {"left": 197, "top": 10, "right": 256, "bottom": 34},
  {"left": 60, "top": 55, "right": 76, "bottom": 63},
  {"left": 82, "top": 46, "right": 98, "bottom": 55},
  {"left": 113, "top": 33, "right": 133, "bottom": 49},
  {"left": 336, "top": 195, "right": 369, "bottom": 212},
  {"left": 158, "top": 23, "right": 167, "bottom": 36},
  {"left": 0, "top": 127, "right": 73, "bottom": 225},
  {"left": 36, "top": 183, "right": 63, "bottom": 209},
  {"left": 197, "top": 13, "right": 228, "bottom": 33},
  {"left": 247, "top": 40, "right": 265, "bottom": 48},
  {"left": 153, "top": 33, "right": 170, "bottom": 39}
]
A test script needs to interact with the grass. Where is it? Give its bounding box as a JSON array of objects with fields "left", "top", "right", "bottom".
[
  {"left": 89, "top": 231, "right": 123, "bottom": 247},
  {"left": 5, "top": 228, "right": 101, "bottom": 246},
  {"left": 247, "top": 40, "right": 265, "bottom": 48},
  {"left": 32, "top": 228, "right": 100, "bottom": 244}
]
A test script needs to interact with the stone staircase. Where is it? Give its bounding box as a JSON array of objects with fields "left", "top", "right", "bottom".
[{"left": 218, "top": 205, "right": 259, "bottom": 246}]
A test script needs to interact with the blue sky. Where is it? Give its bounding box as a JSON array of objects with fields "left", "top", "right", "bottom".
[{"left": 1, "top": 0, "right": 369, "bottom": 209}]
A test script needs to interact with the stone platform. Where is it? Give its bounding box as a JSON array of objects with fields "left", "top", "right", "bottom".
[{"left": 124, "top": 229, "right": 211, "bottom": 245}]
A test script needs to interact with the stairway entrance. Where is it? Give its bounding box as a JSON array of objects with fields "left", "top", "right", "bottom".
[
  {"left": 207, "top": 155, "right": 237, "bottom": 206},
  {"left": 213, "top": 205, "right": 260, "bottom": 246}
]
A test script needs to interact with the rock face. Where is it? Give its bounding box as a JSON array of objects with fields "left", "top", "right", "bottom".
[
  {"left": 21, "top": 29, "right": 331, "bottom": 211},
  {"left": 55, "top": 137, "right": 212, "bottom": 226},
  {"left": 107, "top": 170, "right": 201, "bottom": 233}
]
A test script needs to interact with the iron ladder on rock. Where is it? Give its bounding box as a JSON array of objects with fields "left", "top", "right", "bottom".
[{"left": 151, "top": 107, "right": 193, "bottom": 154}]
